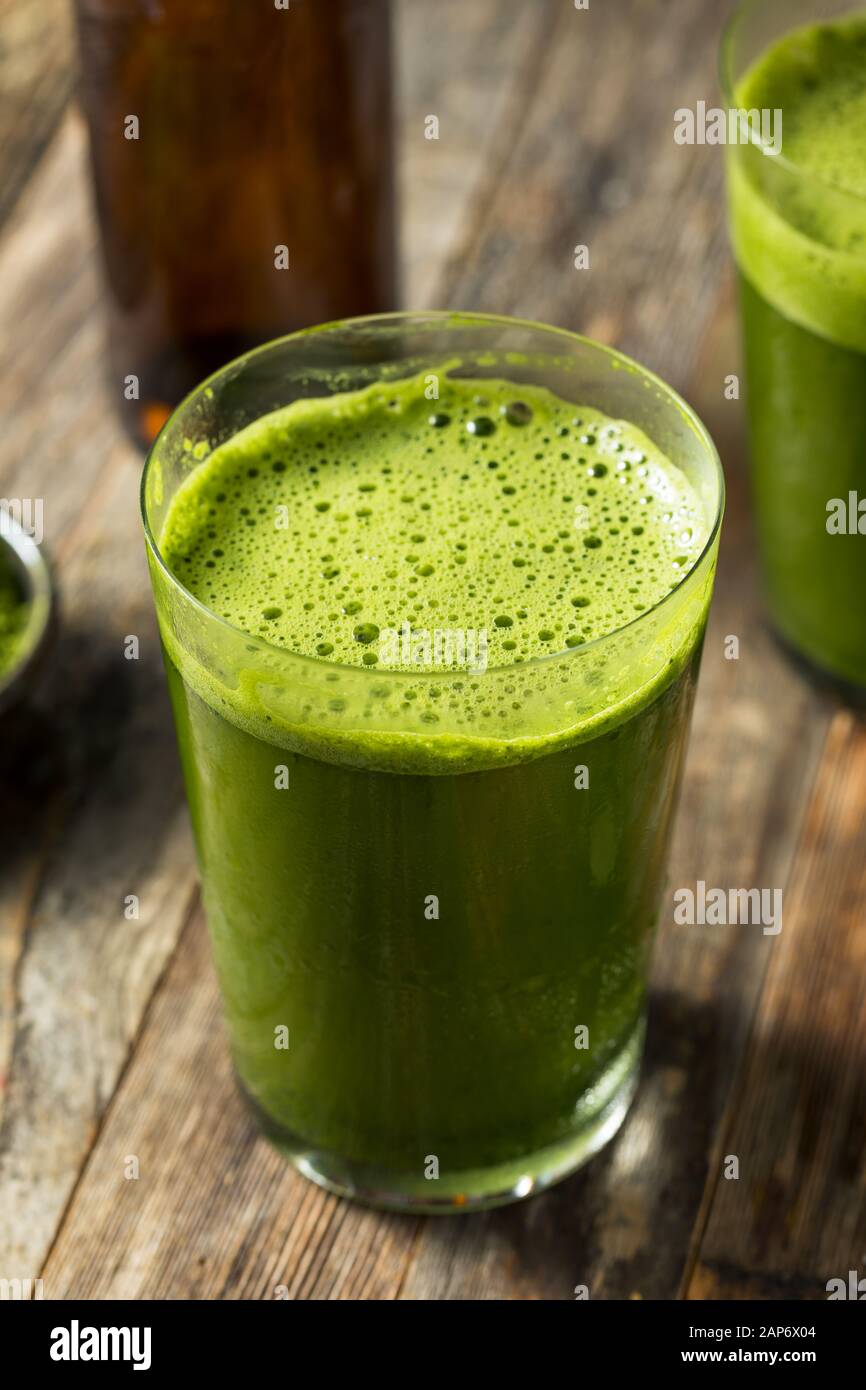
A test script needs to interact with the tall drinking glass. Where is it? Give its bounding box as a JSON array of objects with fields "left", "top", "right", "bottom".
[
  {"left": 723, "top": 0, "right": 866, "bottom": 692},
  {"left": 142, "top": 313, "right": 723, "bottom": 1211}
]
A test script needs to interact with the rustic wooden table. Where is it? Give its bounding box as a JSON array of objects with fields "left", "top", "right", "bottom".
[{"left": 1, "top": 0, "right": 864, "bottom": 1301}]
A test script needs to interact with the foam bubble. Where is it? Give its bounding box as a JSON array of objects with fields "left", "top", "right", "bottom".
[{"left": 161, "top": 374, "right": 706, "bottom": 674}]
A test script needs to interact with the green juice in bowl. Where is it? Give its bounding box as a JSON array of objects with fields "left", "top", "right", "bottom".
[
  {"left": 725, "top": 2, "right": 866, "bottom": 689},
  {"left": 143, "top": 315, "right": 722, "bottom": 1211},
  {"left": 0, "top": 546, "right": 28, "bottom": 679}
]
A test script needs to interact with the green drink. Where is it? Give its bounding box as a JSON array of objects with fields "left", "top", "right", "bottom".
[
  {"left": 0, "top": 518, "right": 54, "bottom": 714},
  {"left": 724, "top": 1, "right": 866, "bottom": 690},
  {"left": 143, "top": 314, "right": 722, "bottom": 1210},
  {"left": 0, "top": 546, "right": 28, "bottom": 679}
]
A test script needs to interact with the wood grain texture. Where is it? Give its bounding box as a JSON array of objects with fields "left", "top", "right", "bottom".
[
  {"left": 687, "top": 708, "right": 866, "bottom": 1300},
  {"left": 398, "top": 0, "right": 559, "bottom": 306},
  {"left": 42, "top": 905, "right": 424, "bottom": 1301},
  {"left": 431, "top": 0, "right": 740, "bottom": 390},
  {"left": 0, "top": 113, "right": 198, "bottom": 1279},
  {"left": 0, "top": 0, "right": 75, "bottom": 231}
]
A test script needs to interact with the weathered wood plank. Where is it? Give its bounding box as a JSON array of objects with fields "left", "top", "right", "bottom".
[
  {"left": 0, "top": 458, "right": 198, "bottom": 1279},
  {"left": 434, "top": 0, "right": 740, "bottom": 392},
  {"left": 42, "top": 905, "right": 423, "bottom": 1301},
  {"left": 687, "top": 708, "right": 866, "bottom": 1301},
  {"left": 0, "top": 0, "right": 75, "bottom": 232},
  {"left": 398, "top": 0, "right": 559, "bottom": 306},
  {"left": 0, "top": 112, "right": 198, "bottom": 1279}
]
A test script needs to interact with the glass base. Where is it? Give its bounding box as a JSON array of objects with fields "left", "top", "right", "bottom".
[{"left": 240, "top": 1020, "right": 643, "bottom": 1214}]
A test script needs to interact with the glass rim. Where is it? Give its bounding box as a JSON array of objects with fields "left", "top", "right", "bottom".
[
  {"left": 141, "top": 309, "right": 725, "bottom": 683},
  {"left": 719, "top": 0, "right": 866, "bottom": 203},
  {"left": 0, "top": 517, "right": 55, "bottom": 704}
]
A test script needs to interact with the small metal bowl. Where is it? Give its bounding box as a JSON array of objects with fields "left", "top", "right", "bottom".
[{"left": 0, "top": 517, "right": 56, "bottom": 715}]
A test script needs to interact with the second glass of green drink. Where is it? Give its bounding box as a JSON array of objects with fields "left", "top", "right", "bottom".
[
  {"left": 723, "top": 0, "right": 866, "bottom": 692},
  {"left": 142, "top": 312, "right": 723, "bottom": 1211}
]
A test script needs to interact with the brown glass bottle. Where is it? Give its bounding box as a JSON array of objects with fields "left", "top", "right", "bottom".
[{"left": 74, "top": 0, "right": 397, "bottom": 446}]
